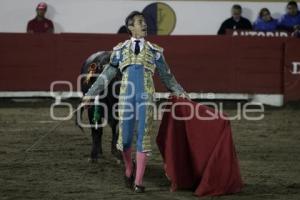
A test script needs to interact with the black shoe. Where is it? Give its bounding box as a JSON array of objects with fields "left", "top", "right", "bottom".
[
  {"left": 123, "top": 160, "right": 136, "bottom": 189},
  {"left": 124, "top": 174, "right": 134, "bottom": 189},
  {"left": 133, "top": 185, "right": 145, "bottom": 193}
]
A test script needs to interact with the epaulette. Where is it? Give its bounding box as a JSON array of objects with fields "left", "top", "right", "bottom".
[
  {"left": 113, "top": 40, "right": 130, "bottom": 51},
  {"left": 147, "top": 41, "right": 164, "bottom": 53}
]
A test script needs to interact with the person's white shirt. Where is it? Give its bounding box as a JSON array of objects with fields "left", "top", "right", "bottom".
[
  {"left": 130, "top": 37, "right": 161, "bottom": 60},
  {"left": 131, "top": 37, "right": 145, "bottom": 52}
]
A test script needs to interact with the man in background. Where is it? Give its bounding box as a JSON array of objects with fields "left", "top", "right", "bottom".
[
  {"left": 27, "top": 2, "right": 54, "bottom": 33},
  {"left": 278, "top": 1, "right": 300, "bottom": 33},
  {"left": 217, "top": 4, "right": 252, "bottom": 35}
]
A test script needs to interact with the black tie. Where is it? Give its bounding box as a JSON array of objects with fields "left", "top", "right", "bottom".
[{"left": 134, "top": 40, "right": 140, "bottom": 55}]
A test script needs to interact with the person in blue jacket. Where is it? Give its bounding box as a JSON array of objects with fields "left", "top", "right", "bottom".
[
  {"left": 278, "top": 1, "right": 300, "bottom": 32},
  {"left": 253, "top": 8, "right": 278, "bottom": 31}
]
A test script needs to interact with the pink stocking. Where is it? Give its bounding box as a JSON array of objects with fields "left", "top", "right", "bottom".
[
  {"left": 122, "top": 148, "right": 132, "bottom": 177},
  {"left": 135, "top": 152, "right": 148, "bottom": 186}
]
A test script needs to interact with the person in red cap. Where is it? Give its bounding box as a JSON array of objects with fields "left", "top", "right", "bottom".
[{"left": 27, "top": 2, "right": 54, "bottom": 33}]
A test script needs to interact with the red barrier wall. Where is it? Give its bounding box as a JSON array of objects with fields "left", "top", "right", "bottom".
[
  {"left": 0, "top": 33, "right": 299, "bottom": 102},
  {"left": 284, "top": 39, "right": 300, "bottom": 101}
]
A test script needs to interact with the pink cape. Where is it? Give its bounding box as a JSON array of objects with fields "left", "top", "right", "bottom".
[{"left": 156, "top": 97, "right": 244, "bottom": 197}]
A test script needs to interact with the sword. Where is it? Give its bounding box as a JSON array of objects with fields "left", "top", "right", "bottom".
[{"left": 25, "top": 104, "right": 86, "bottom": 152}]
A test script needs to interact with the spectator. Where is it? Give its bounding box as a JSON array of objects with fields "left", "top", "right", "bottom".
[
  {"left": 253, "top": 8, "right": 278, "bottom": 32},
  {"left": 217, "top": 4, "right": 252, "bottom": 35},
  {"left": 27, "top": 2, "right": 54, "bottom": 33},
  {"left": 278, "top": 1, "right": 300, "bottom": 32}
]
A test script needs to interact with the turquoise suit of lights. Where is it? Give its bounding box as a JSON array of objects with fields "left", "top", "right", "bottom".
[{"left": 85, "top": 39, "right": 186, "bottom": 152}]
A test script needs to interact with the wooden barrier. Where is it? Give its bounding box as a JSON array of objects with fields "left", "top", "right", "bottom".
[{"left": 0, "top": 33, "right": 299, "bottom": 102}]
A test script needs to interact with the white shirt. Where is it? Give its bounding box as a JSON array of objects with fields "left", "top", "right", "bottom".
[
  {"left": 131, "top": 37, "right": 145, "bottom": 52},
  {"left": 130, "top": 37, "right": 161, "bottom": 60}
]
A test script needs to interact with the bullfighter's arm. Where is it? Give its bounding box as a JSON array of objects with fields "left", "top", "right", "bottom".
[
  {"left": 155, "top": 53, "right": 188, "bottom": 97},
  {"left": 84, "top": 65, "right": 118, "bottom": 97},
  {"left": 84, "top": 51, "right": 119, "bottom": 97}
]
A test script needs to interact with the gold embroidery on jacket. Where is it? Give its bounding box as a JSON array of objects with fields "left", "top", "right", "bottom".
[{"left": 119, "top": 42, "right": 156, "bottom": 74}]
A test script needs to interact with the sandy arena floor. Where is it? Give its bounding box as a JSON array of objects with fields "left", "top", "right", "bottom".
[{"left": 0, "top": 99, "right": 300, "bottom": 200}]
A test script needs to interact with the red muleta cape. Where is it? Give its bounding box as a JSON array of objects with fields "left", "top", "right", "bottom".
[{"left": 156, "top": 97, "right": 243, "bottom": 197}]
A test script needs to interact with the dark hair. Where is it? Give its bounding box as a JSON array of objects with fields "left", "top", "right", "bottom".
[
  {"left": 259, "top": 8, "right": 271, "bottom": 18},
  {"left": 287, "top": 1, "right": 298, "bottom": 8},
  {"left": 232, "top": 4, "right": 242, "bottom": 11},
  {"left": 125, "top": 11, "right": 145, "bottom": 35}
]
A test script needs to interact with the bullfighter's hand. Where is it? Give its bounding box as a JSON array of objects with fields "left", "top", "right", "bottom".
[
  {"left": 81, "top": 95, "right": 92, "bottom": 109},
  {"left": 179, "top": 92, "right": 191, "bottom": 100},
  {"left": 170, "top": 92, "right": 191, "bottom": 100}
]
